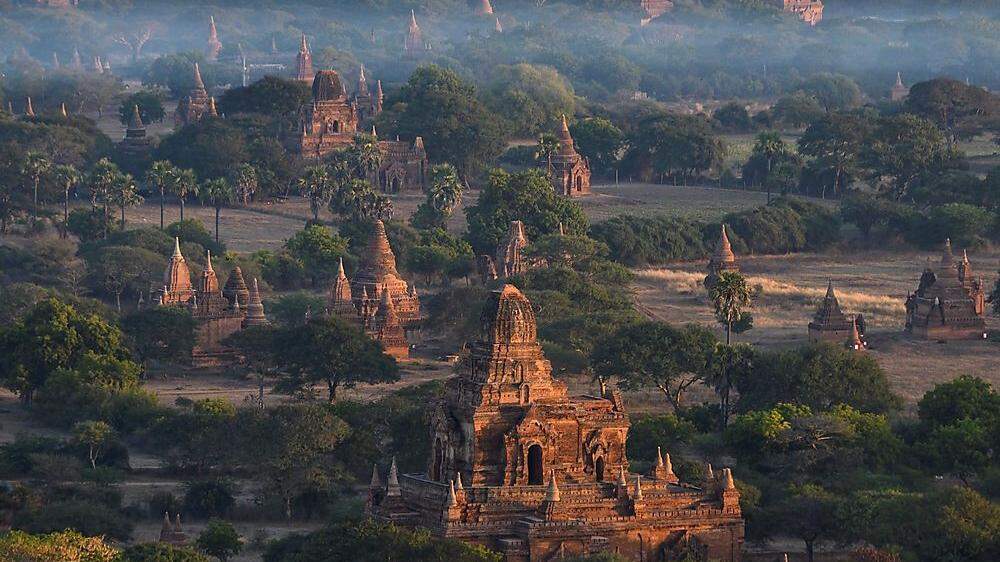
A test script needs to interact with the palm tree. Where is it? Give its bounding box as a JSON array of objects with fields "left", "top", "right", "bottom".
[
  {"left": 427, "top": 163, "right": 463, "bottom": 219},
  {"left": 707, "top": 343, "right": 754, "bottom": 428},
  {"left": 51, "top": 164, "right": 81, "bottom": 239},
  {"left": 144, "top": 160, "right": 177, "bottom": 230},
  {"left": 297, "top": 165, "right": 332, "bottom": 222},
  {"left": 348, "top": 133, "right": 383, "bottom": 182},
  {"left": 109, "top": 172, "right": 142, "bottom": 227},
  {"left": 709, "top": 271, "right": 753, "bottom": 345},
  {"left": 22, "top": 151, "right": 51, "bottom": 224},
  {"left": 752, "top": 132, "right": 785, "bottom": 203},
  {"left": 535, "top": 133, "right": 560, "bottom": 174},
  {"left": 230, "top": 163, "right": 258, "bottom": 207},
  {"left": 86, "top": 159, "right": 121, "bottom": 239},
  {"left": 172, "top": 168, "right": 198, "bottom": 223},
  {"left": 198, "top": 178, "right": 235, "bottom": 243}
]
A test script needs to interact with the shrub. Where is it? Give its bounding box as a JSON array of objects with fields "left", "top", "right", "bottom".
[{"left": 183, "top": 480, "right": 236, "bottom": 519}]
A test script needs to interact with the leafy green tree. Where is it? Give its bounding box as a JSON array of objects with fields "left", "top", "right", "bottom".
[
  {"left": 297, "top": 165, "right": 333, "bottom": 222},
  {"left": 22, "top": 151, "right": 50, "bottom": 225},
  {"left": 485, "top": 63, "right": 576, "bottom": 137},
  {"left": 535, "top": 132, "right": 560, "bottom": 174},
  {"left": 570, "top": 117, "right": 625, "bottom": 176},
  {"left": 87, "top": 245, "right": 162, "bottom": 311},
  {"left": 769, "top": 484, "right": 841, "bottom": 562},
  {"left": 85, "top": 158, "right": 125, "bottom": 239},
  {"left": 283, "top": 225, "right": 349, "bottom": 287},
  {"left": 238, "top": 404, "right": 350, "bottom": 519},
  {"left": 229, "top": 163, "right": 258, "bottom": 207},
  {"left": 118, "top": 91, "right": 165, "bottom": 126},
  {"left": 156, "top": 119, "right": 249, "bottom": 182},
  {"left": 345, "top": 133, "right": 383, "bottom": 182},
  {"left": 466, "top": 169, "right": 588, "bottom": 254},
  {"left": 708, "top": 343, "right": 755, "bottom": 428},
  {"left": 0, "top": 144, "right": 26, "bottom": 235},
  {"left": 391, "top": 65, "right": 505, "bottom": 177},
  {"left": 411, "top": 164, "right": 464, "bottom": 230},
  {"left": 863, "top": 114, "right": 950, "bottom": 200},
  {"left": 747, "top": 132, "right": 787, "bottom": 201},
  {"left": 591, "top": 321, "right": 716, "bottom": 413},
  {"left": 121, "top": 307, "right": 198, "bottom": 365},
  {"left": 184, "top": 481, "right": 236, "bottom": 519},
  {"left": 197, "top": 178, "right": 235, "bottom": 244},
  {"left": 736, "top": 344, "right": 898, "bottom": 414},
  {"left": 217, "top": 76, "right": 311, "bottom": 122},
  {"left": 263, "top": 520, "right": 502, "bottom": 562},
  {"left": 0, "top": 530, "right": 119, "bottom": 562},
  {"left": 108, "top": 171, "right": 142, "bottom": 228},
  {"left": 524, "top": 234, "right": 607, "bottom": 270},
  {"left": 0, "top": 298, "right": 137, "bottom": 404},
  {"left": 799, "top": 73, "right": 863, "bottom": 112},
  {"left": 72, "top": 420, "right": 113, "bottom": 469},
  {"left": 905, "top": 78, "right": 1000, "bottom": 146},
  {"left": 171, "top": 168, "right": 198, "bottom": 223},
  {"left": 273, "top": 317, "right": 400, "bottom": 402},
  {"left": 798, "top": 114, "right": 872, "bottom": 198},
  {"left": 709, "top": 271, "right": 753, "bottom": 345},
  {"left": 772, "top": 92, "right": 825, "bottom": 129},
  {"left": 196, "top": 520, "right": 242, "bottom": 562},
  {"left": 122, "top": 543, "right": 210, "bottom": 562},
  {"left": 145, "top": 161, "right": 179, "bottom": 230},
  {"left": 625, "top": 113, "right": 723, "bottom": 184},
  {"left": 712, "top": 102, "right": 753, "bottom": 133},
  {"left": 51, "top": 163, "right": 81, "bottom": 238}
]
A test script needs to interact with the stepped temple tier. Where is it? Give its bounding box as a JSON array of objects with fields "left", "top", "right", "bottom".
[
  {"left": 809, "top": 282, "right": 865, "bottom": 350},
  {"left": 292, "top": 70, "right": 427, "bottom": 193},
  {"left": 327, "top": 221, "right": 420, "bottom": 359},
  {"left": 705, "top": 225, "right": 739, "bottom": 288},
  {"left": 369, "top": 285, "right": 744, "bottom": 561},
  {"left": 155, "top": 240, "right": 267, "bottom": 366},
  {"left": 547, "top": 115, "right": 591, "bottom": 197},
  {"left": 905, "top": 240, "right": 987, "bottom": 341},
  {"left": 175, "top": 63, "right": 213, "bottom": 127}
]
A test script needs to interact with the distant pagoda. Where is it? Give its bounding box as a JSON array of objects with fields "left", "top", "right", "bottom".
[
  {"left": 174, "top": 63, "right": 212, "bottom": 127},
  {"left": 808, "top": 281, "right": 862, "bottom": 348},
  {"left": 705, "top": 225, "right": 739, "bottom": 287},
  {"left": 295, "top": 34, "right": 314, "bottom": 83},
  {"left": 547, "top": 115, "right": 591, "bottom": 197},
  {"left": 905, "top": 240, "right": 987, "bottom": 341},
  {"left": 206, "top": 16, "right": 223, "bottom": 61}
]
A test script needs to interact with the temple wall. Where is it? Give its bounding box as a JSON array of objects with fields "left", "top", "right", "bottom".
[
  {"left": 807, "top": 327, "right": 852, "bottom": 345},
  {"left": 192, "top": 315, "right": 244, "bottom": 365}
]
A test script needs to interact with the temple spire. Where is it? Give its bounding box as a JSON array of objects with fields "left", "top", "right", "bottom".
[
  {"left": 60, "top": 103, "right": 67, "bottom": 117},
  {"left": 545, "top": 470, "right": 560, "bottom": 502},
  {"left": 24, "top": 97, "right": 34, "bottom": 117},
  {"left": 129, "top": 104, "right": 144, "bottom": 129},
  {"left": 447, "top": 480, "right": 458, "bottom": 507},
  {"left": 495, "top": 16, "right": 503, "bottom": 33},
  {"left": 206, "top": 16, "right": 222, "bottom": 61},
  {"left": 173, "top": 237, "right": 182, "bottom": 258},
  {"left": 477, "top": 0, "right": 495, "bottom": 15},
  {"left": 634, "top": 475, "right": 643, "bottom": 500},
  {"left": 193, "top": 62, "right": 206, "bottom": 91},
  {"left": 369, "top": 463, "right": 381, "bottom": 488},
  {"left": 387, "top": 456, "right": 402, "bottom": 497},
  {"left": 208, "top": 97, "right": 219, "bottom": 117}
]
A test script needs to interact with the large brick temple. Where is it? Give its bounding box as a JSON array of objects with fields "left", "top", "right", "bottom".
[
  {"left": 291, "top": 69, "right": 427, "bottom": 193},
  {"left": 905, "top": 240, "right": 987, "bottom": 341},
  {"left": 370, "top": 284, "right": 744, "bottom": 561}
]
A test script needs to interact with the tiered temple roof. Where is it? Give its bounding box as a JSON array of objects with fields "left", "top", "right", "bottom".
[
  {"left": 905, "top": 240, "right": 987, "bottom": 341},
  {"left": 371, "top": 288, "right": 409, "bottom": 359},
  {"left": 162, "top": 238, "right": 194, "bottom": 304},
  {"left": 808, "top": 282, "right": 860, "bottom": 347},
  {"left": 243, "top": 278, "right": 270, "bottom": 328},
  {"left": 175, "top": 63, "right": 212, "bottom": 127},
  {"left": 404, "top": 10, "right": 428, "bottom": 58},
  {"left": 548, "top": 115, "right": 591, "bottom": 197},
  {"left": 119, "top": 104, "right": 151, "bottom": 156},
  {"left": 350, "top": 220, "right": 420, "bottom": 326},
  {"left": 371, "top": 284, "right": 744, "bottom": 561}
]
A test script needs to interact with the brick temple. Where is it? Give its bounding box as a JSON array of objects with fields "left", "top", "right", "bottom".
[
  {"left": 157, "top": 238, "right": 268, "bottom": 365},
  {"left": 174, "top": 63, "right": 218, "bottom": 127},
  {"left": 292, "top": 70, "right": 427, "bottom": 192},
  {"left": 327, "top": 220, "right": 420, "bottom": 359},
  {"left": 809, "top": 282, "right": 865, "bottom": 350},
  {"left": 705, "top": 225, "right": 739, "bottom": 288},
  {"left": 547, "top": 116, "right": 591, "bottom": 197},
  {"left": 905, "top": 240, "right": 987, "bottom": 341},
  {"left": 780, "top": 0, "right": 823, "bottom": 25},
  {"left": 370, "top": 285, "right": 744, "bottom": 561}
]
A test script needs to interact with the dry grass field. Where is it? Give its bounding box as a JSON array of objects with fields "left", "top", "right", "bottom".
[{"left": 633, "top": 250, "right": 1000, "bottom": 410}]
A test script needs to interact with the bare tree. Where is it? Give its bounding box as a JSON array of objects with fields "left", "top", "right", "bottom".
[{"left": 115, "top": 25, "right": 154, "bottom": 63}]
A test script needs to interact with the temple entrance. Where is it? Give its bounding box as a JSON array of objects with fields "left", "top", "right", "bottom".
[
  {"left": 432, "top": 438, "right": 443, "bottom": 481},
  {"left": 527, "top": 444, "right": 543, "bottom": 485},
  {"left": 595, "top": 457, "right": 605, "bottom": 482},
  {"left": 576, "top": 176, "right": 583, "bottom": 192}
]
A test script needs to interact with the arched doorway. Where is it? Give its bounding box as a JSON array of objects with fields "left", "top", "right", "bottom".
[
  {"left": 595, "top": 457, "right": 605, "bottom": 482},
  {"left": 527, "top": 444, "right": 543, "bottom": 485},
  {"left": 432, "top": 438, "right": 444, "bottom": 481},
  {"left": 576, "top": 176, "right": 584, "bottom": 192}
]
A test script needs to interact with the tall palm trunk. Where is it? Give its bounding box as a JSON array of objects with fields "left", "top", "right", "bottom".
[
  {"left": 179, "top": 197, "right": 185, "bottom": 222},
  {"left": 63, "top": 188, "right": 70, "bottom": 239},
  {"left": 32, "top": 178, "right": 39, "bottom": 222},
  {"left": 159, "top": 188, "right": 165, "bottom": 229},
  {"left": 215, "top": 207, "right": 221, "bottom": 243}
]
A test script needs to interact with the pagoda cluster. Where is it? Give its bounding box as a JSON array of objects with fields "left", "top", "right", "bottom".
[{"left": 327, "top": 220, "right": 420, "bottom": 359}]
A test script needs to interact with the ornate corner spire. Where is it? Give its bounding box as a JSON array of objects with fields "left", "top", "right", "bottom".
[
  {"left": 634, "top": 475, "right": 643, "bottom": 500},
  {"left": 25, "top": 97, "right": 35, "bottom": 117},
  {"left": 193, "top": 62, "right": 205, "bottom": 90},
  {"left": 447, "top": 480, "right": 458, "bottom": 507},
  {"left": 545, "top": 470, "right": 560, "bottom": 502},
  {"left": 173, "top": 237, "right": 182, "bottom": 258},
  {"left": 455, "top": 471, "right": 464, "bottom": 491},
  {"left": 369, "top": 463, "right": 381, "bottom": 488},
  {"left": 387, "top": 456, "right": 402, "bottom": 497}
]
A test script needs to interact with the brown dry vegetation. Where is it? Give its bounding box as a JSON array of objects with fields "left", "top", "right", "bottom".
[{"left": 633, "top": 250, "right": 1000, "bottom": 410}]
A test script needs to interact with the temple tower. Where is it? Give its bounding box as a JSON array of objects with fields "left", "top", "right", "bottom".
[
  {"left": 404, "top": 10, "right": 427, "bottom": 58},
  {"left": 476, "top": 0, "right": 494, "bottom": 15},
  {"left": 905, "top": 240, "right": 987, "bottom": 340},
  {"left": 496, "top": 220, "right": 529, "bottom": 278},
  {"left": 295, "top": 34, "right": 314, "bottom": 83},
  {"left": 242, "top": 279, "right": 270, "bottom": 328},
  {"left": 327, "top": 257, "right": 356, "bottom": 318},
  {"left": 161, "top": 238, "right": 194, "bottom": 304},
  {"left": 891, "top": 72, "right": 909, "bottom": 102},
  {"left": 808, "top": 282, "right": 858, "bottom": 346},
  {"left": 223, "top": 266, "right": 250, "bottom": 309},
  {"left": 371, "top": 288, "right": 409, "bottom": 359},
  {"left": 547, "top": 115, "right": 591, "bottom": 197},
  {"left": 119, "top": 104, "right": 152, "bottom": 157},
  {"left": 206, "top": 16, "right": 223, "bottom": 61},
  {"left": 175, "top": 63, "right": 212, "bottom": 127},
  {"left": 350, "top": 220, "right": 421, "bottom": 326},
  {"left": 705, "top": 225, "right": 740, "bottom": 287}
]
